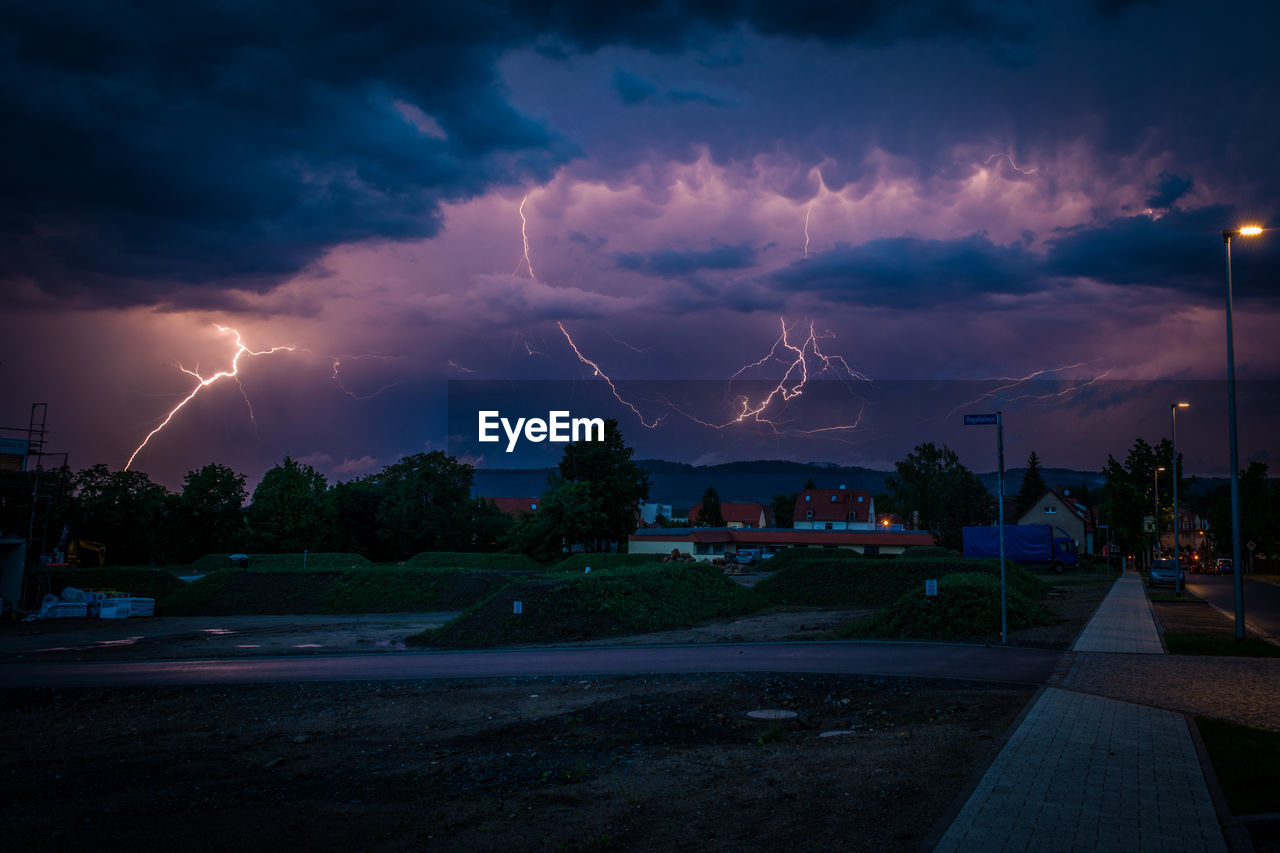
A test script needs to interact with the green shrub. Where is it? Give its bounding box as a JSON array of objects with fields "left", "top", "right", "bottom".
[
  {"left": 191, "top": 553, "right": 373, "bottom": 571},
  {"left": 157, "top": 571, "right": 237, "bottom": 615},
  {"left": 417, "top": 563, "right": 765, "bottom": 648},
  {"left": 405, "top": 552, "right": 548, "bottom": 571},
  {"left": 755, "top": 556, "right": 1047, "bottom": 607},
  {"left": 840, "top": 572, "right": 1055, "bottom": 641}
]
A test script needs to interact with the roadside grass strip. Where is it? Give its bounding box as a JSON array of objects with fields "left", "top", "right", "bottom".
[
  {"left": 1164, "top": 632, "right": 1280, "bottom": 658},
  {"left": 1195, "top": 717, "right": 1280, "bottom": 814}
]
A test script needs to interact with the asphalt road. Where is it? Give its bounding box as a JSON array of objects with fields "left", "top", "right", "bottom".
[
  {"left": 1185, "top": 573, "right": 1280, "bottom": 639},
  {"left": 0, "top": 641, "right": 1063, "bottom": 690}
]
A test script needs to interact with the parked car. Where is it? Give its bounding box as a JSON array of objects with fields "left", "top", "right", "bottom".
[
  {"left": 1214, "top": 558, "right": 1233, "bottom": 575},
  {"left": 1147, "top": 558, "right": 1182, "bottom": 587}
]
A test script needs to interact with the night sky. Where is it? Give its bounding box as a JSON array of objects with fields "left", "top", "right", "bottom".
[{"left": 3, "top": 1, "right": 1278, "bottom": 489}]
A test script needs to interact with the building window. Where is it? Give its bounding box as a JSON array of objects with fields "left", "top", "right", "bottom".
[
  {"left": 825, "top": 522, "right": 833, "bottom": 530},
  {"left": 806, "top": 510, "right": 813, "bottom": 519},
  {"left": 831, "top": 495, "right": 838, "bottom": 502},
  {"left": 530, "top": 503, "right": 537, "bottom": 510},
  {"left": 804, "top": 495, "right": 811, "bottom": 501},
  {"left": 857, "top": 495, "right": 863, "bottom": 502}
]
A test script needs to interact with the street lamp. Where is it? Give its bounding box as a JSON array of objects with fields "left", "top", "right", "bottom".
[
  {"left": 1223, "top": 225, "right": 1264, "bottom": 639},
  {"left": 1172, "top": 402, "right": 1189, "bottom": 594},
  {"left": 1152, "top": 466, "right": 1166, "bottom": 564}
]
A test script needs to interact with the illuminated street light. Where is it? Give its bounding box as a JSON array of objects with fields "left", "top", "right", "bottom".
[
  {"left": 1172, "top": 402, "right": 1189, "bottom": 594},
  {"left": 1221, "top": 225, "right": 1264, "bottom": 639}
]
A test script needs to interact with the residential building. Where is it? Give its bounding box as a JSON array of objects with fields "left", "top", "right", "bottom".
[
  {"left": 687, "top": 501, "right": 771, "bottom": 528},
  {"left": 630, "top": 527, "right": 935, "bottom": 560},
  {"left": 639, "top": 502, "right": 674, "bottom": 525},
  {"left": 1015, "top": 488, "right": 1095, "bottom": 554},
  {"left": 487, "top": 497, "right": 540, "bottom": 518},
  {"left": 792, "top": 486, "right": 876, "bottom": 531}
]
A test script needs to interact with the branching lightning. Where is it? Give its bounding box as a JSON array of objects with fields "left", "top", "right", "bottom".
[
  {"left": 125, "top": 325, "right": 295, "bottom": 470},
  {"left": 947, "top": 362, "right": 1113, "bottom": 418},
  {"left": 984, "top": 151, "right": 1038, "bottom": 175},
  {"left": 665, "top": 318, "right": 871, "bottom": 434}
]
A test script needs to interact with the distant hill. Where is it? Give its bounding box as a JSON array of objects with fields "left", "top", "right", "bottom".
[{"left": 474, "top": 459, "right": 1119, "bottom": 510}]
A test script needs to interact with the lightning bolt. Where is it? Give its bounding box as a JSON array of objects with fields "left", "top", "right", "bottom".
[
  {"left": 803, "top": 202, "right": 813, "bottom": 258},
  {"left": 984, "top": 151, "right": 1038, "bottom": 175},
  {"left": 330, "top": 356, "right": 407, "bottom": 400},
  {"left": 947, "top": 362, "right": 1113, "bottom": 417},
  {"left": 514, "top": 194, "right": 536, "bottom": 279},
  {"left": 557, "top": 322, "right": 664, "bottom": 428},
  {"left": 125, "top": 325, "right": 295, "bottom": 470},
  {"left": 664, "top": 318, "right": 871, "bottom": 434}
]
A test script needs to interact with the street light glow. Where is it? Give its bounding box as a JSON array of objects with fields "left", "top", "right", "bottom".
[
  {"left": 1176, "top": 402, "right": 1190, "bottom": 408},
  {"left": 1240, "top": 225, "right": 1263, "bottom": 236}
]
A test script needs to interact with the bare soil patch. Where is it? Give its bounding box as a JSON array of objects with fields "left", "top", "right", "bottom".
[
  {"left": 1, "top": 673, "right": 1031, "bottom": 852},
  {"left": 1150, "top": 597, "right": 1236, "bottom": 637}
]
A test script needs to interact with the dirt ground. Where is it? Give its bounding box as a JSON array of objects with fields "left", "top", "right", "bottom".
[
  {"left": 0, "top": 575, "right": 1111, "bottom": 852},
  {"left": 0, "top": 673, "right": 1032, "bottom": 852}
]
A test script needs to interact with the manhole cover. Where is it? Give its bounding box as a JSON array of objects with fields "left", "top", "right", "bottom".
[{"left": 745, "top": 709, "right": 798, "bottom": 721}]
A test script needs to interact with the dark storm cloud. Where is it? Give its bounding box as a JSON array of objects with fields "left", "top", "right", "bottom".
[
  {"left": 1, "top": 1, "right": 573, "bottom": 307},
  {"left": 612, "top": 69, "right": 658, "bottom": 104},
  {"left": 1045, "top": 206, "right": 1280, "bottom": 300},
  {"left": 614, "top": 243, "right": 758, "bottom": 277},
  {"left": 1, "top": 0, "right": 1054, "bottom": 308},
  {"left": 1145, "top": 172, "right": 1193, "bottom": 210},
  {"left": 772, "top": 235, "right": 1039, "bottom": 308}
]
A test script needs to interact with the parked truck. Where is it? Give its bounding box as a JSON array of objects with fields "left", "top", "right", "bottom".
[{"left": 962, "top": 524, "right": 1078, "bottom": 573}]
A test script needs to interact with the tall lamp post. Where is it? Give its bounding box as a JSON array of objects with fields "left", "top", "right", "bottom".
[
  {"left": 1172, "top": 403, "right": 1189, "bottom": 594},
  {"left": 1223, "top": 225, "right": 1263, "bottom": 639},
  {"left": 1152, "top": 466, "right": 1165, "bottom": 564}
]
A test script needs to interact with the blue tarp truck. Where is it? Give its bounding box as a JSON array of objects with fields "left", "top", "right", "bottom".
[{"left": 962, "top": 524, "right": 1079, "bottom": 573}]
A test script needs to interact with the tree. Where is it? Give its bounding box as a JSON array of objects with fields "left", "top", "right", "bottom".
[
  {"left": 504, "top": 477, "right": 607, "bottom": 558},
  {"left": 557, "top": 419, "right": 650, "bottom": 550},
  {"left": 883, "top": 442, "right": 992, "bottom": 550},
  {"left": 695, "top": 486, "right": 725, "bottom": 527},
  {"left": 1014, "top": 451, "right": 1047, "bottom": 518},
  {"left": 373, "top": 451, "right": 476, "bottom": 558},
  {"left": 246, "top": 457, "right": 328, "bottom": 552},
  {"left": 66, "top": 464, "right": 174, "bottom": 564},
  {"left": 319, "top": 475, "right": 386, "bottom": 558},
  {"left": 770, "top": 492, "right": 797, "bottom": 528},
  {"left": 175, "top": 463, "right": 247, "bottom": 561}
]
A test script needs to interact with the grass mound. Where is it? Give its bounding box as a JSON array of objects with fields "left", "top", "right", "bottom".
[
  {"left": 416, "top": 563, "right": 765, "bottom": 648},
  {"left": 405, "top": 552, "right": 548, "bottom": 571},
  {"left": 551, "top": 553, "right": 667, "bottom": 573},
  {"left": 318, "top": 569, "right": 511, "bottom": 612},
  {"left": 756, "top": 548, "right": 863, "bottom": 574},
  {"left": 755, "top": 556, "right": 1048, "bottom": 607},
  {"left": 157, "top": 569, "right": 511, "bottom": 616},
  {"left": 839, "top": 572, "right": 1055, "bottom": 642},
  {"left": 191, "top": 553, "right": 374, "bottom": 571},
  {"left": 46, "top": 568, "right": 187, "bottom": 602}
]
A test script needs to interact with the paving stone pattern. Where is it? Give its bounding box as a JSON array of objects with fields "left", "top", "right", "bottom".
[
  {"left": 1072, "top": 573, "right": 1164, "bottom": 654},
  {"left": 935, "top": 573, "right": 1229, "bottom": 852}
]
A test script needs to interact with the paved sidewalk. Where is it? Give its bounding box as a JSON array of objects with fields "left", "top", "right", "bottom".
[
  {"left": 934, "top": 573, "right": 1228, "bottom": 852},
  {"left": 1072, "top": 572, "right": 1164, "bottom": 654}
]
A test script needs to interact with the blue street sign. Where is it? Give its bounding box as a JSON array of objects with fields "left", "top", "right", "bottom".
[{"left": 963, "top": 413, "right": 999, "bottom": 425}]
